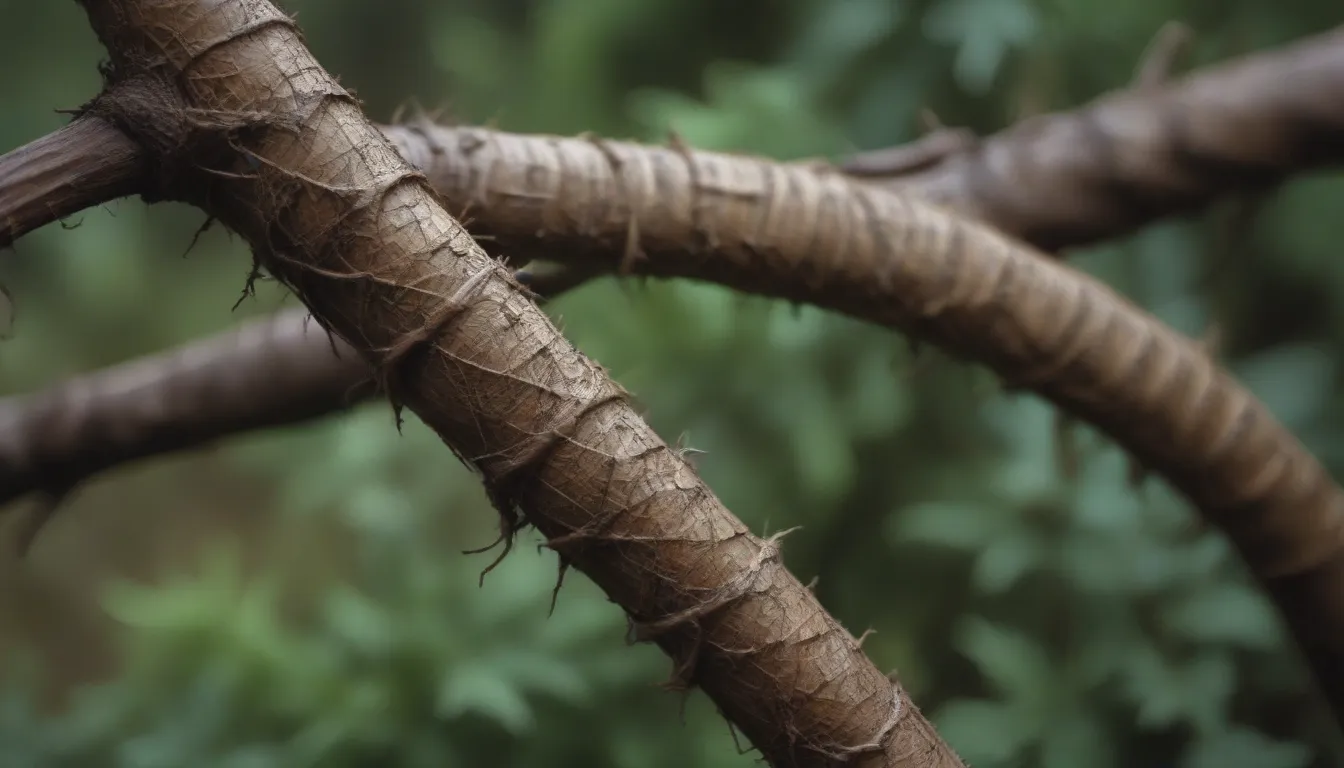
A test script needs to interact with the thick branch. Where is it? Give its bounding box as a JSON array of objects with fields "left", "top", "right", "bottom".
[
  {"left": 74, "top": 1, "right": 958, "bottom": 766},
  {"left": 4, "top": 14, "right": 1344, "bottom": 743},
  {"left": 390, "top": 124, "right": 1344, "bottom": 719},
  {"left": 0, "top": 116, "right": 144, "bottom": 248},
  {"left": 6, "top": 26, "right": 1343, "bottom": 253},
  {"left": 843, "top": 25, "right": 1344, "bottom": 250}
]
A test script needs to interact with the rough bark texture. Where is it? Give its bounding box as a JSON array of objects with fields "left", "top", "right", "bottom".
[
  {"left": 0, "top": 310, "right": 371, "bottom": 503},
  {"left": 385, "top": 122, "right": 1344, "bottom": 715},
  {"left": 844, "top": 24, "right": 1344, "bottom": 250},
  {"left": 7, "top": 26, "right": 1343, "bottom": 252},
  {"left": 0, "top": 263, "right": 584, "bottom": 510},
  {"left": 72, "top": 1, "right": 961, "bottom": 765},
  {"left": 0, "top": 117, "right": 144, "bottom": 248},
  {"left": 4, "top": 14, "right": 1344, "bottom": 724}
]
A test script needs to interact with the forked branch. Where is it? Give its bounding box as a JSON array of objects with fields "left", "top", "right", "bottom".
[
  {"left": 3, "top": 16, "right": 1344, "bottom": 732},
  {"left": 844, "top": 24, "right": 1344, "bottom": 250},
  {"left": 389, "top": 123, "right": 1344, "bottom": 720},
  {"left": 68, "top": 1, "right": 961, "bottom": 765}
]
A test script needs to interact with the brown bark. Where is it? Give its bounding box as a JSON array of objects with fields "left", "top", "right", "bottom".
[
  {"left": 0, "top": 117, "right": 144, "bottom": 248},
  {"left": 70, "top": 1, "right": 961, "bottom": 765},
  {"left": 6, "top": 25, "right": 1343, "bottom": 252},
  {"left": 386, "top": 123, "right": 1344, "bottom": 717},
  {"left": 0, "top": 309, "right": 371, "bottom": 505},
  {"left": 843, "top": 24, "right": 1344, "bottom": 251},
  {"left": 3, "top": 15, "right": 1344, "bottom": 728},
  {"left": 0, "top": 265, "right": 584, "bottom": 512}
]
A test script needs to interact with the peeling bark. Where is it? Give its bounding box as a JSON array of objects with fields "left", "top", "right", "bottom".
[{"left": 69, "top": 1, "right": 962, "bottom": 765}]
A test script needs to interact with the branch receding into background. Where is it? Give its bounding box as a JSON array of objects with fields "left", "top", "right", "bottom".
[
  {"left": 4, "top": 19, "right": 1344, "bottom": 731},
  {"left": 72, "top": 0, "right": 961, "bottom": 764},
  {"left": 13, "top": 18, "right": 1344, "bottom": 504},
  {"left": 0, "top": 263, "right": 582, "bottom": 510},
  {"left": 0, "top": 311, "right": 370, "bottom": 505},
  {"left": 6, "top": 25, "right": 1342, "bottom": 252},
  {"left": 0, "top": 117, "right": 144, "bottom": 248},
  {"left": 390, "top": 123, "right": 1344, "bottom": 720},
  {"left": 843, "top": 24, "right": 1344, "bottom": 250}
]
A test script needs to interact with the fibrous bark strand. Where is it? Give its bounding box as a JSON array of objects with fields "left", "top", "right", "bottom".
[
  {"left": 385, "top": 121, "right": 1344, "bottom": 715},
  {"left": 72, "top": 0, "right": 961, "bottom": 765}
]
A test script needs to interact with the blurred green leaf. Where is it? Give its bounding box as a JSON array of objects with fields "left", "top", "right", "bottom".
[
  {"left": 1123, "top": 647, "right": 1235, "bottom": 732},
  {"left": 935, "top": 698, "right": 1035, "bottom": 764},
  {"left": 971, "top": 530, "right": 1046, "bottom": 593},
  {"left": 954, "top": 617, "right": 1053, "bottom": 708},
  {"left": 1233, "top": 343, "right": 1335, "bottom": 429},
  {"left": 1159, "top": 583, "right": 1284, "bottom": 650},
  {"left": 1040, "top": 712, "right": 1116, "bottom": 768},
  {"left": 323, "top": 587, "right": 397, "bottom": 660},
  {"left": 436, "top": 666, "right": 535, "bottom": 734},
  {"left": 923, "top": 0, "right": 1038, "bottom": 92},
  {"left": 889, "top": 501, "right": 1000, "bottom": 550},
  {"left": 1180, "top": 727, "right": 1313, "bottom": 768}
]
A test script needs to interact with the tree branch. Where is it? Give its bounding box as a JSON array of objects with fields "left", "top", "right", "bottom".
[
  {"left": 390, "top": 122, "right": 1344, "bottom": 722},
  {"left": 843, "top": 24, "right": 1344, "bottom": 250},
  {"left": 5, "top": 17, "right": 1344, "bottom": 730},
  {"left": 71, "top": 1, "right": 960, "bottom": 765},
  {"left": 0, "top": 115, "right": 144, "bottom": 248},
  {"left": 0, "top": 309, "right": 370, "bottom": 504}
]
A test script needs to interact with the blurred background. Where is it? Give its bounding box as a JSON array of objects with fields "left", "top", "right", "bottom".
[{"left": 1, "top": 1, "right": 1343, "bottom": 766}]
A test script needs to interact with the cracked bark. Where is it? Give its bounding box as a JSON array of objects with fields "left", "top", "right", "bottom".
[
  {"left": 64, "top": 1, "right": 961, "bottom": 765},
  {"left": 3, "top": 12, "right": 1344, "bottom": 729}
]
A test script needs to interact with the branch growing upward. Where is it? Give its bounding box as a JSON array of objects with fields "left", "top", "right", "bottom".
[{"left": 67, "top": 1, "right": 962, "bottom": 765}]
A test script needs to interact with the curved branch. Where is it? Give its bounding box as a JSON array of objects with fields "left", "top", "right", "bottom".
[
  {"left": 8, "top": 103, "right": 1344, "bottom": 727},
  {"left": 5, "top": 25, "right": 1342, "bottom": 254},
  {"left": 2, "top": 18, "right": 1343, "bottom": 734},
  {"left": 0, "top": 116, "right": 145, "bottom": 249},
  {"left": 387, "top": 122, "right": 1344, "bottom": 719},
  {"left": 843, "top": 25, "right": 1344, "bottom": 250},
  {"left": 75, "top": 1, "right": 959, "bottom": 765}
]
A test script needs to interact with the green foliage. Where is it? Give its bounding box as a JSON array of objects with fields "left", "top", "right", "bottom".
[{"left": 2, "top": 0, "right": 1344, "bottom": 766}]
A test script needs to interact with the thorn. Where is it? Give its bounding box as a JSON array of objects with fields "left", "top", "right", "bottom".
[
  {"left": 547, "top": 556, "right": 571, "bottom": 618},
  {"left": 918, "top": 107, "right": 944, "bottom": 133},
  {"left": 1133, "top": 21, "right": 1194, "bottom": 87},
  {"left": 182, "top": 215, "right": 216, "bottom": 259},
  {"left": 838, "top": 127, "right": 979, "bottom": 178},
  {"left": 1198, "top": 321, "right": 1223, "bottom": 359}
]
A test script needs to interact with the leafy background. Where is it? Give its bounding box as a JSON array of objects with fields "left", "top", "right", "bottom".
[{"left": 1, "top": 0, "right": 1343, "bottom": 766}]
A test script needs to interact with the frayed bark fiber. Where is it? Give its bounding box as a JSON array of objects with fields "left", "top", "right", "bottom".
[
  {"left": 384, "top": 122, "right": 1344, "bottom": 712},
  {"left": 75, "top": 0, "right": 962, "bottom": 765}
]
